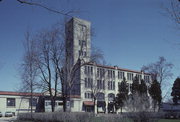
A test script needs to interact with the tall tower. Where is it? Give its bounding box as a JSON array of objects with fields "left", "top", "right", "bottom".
[
  {"left": 65, "top": 17, "right": 91, "bottom": 95},
  {"left": 65, "top": 17, "right": 91, "bottom": 67}
]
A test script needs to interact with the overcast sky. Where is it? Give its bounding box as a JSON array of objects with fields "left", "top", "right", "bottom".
[{"left": 0, "top": 0, "right": 179, "bottom": 92}]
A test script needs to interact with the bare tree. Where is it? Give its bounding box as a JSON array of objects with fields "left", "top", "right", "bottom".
[
  {"left": 0, "top": 0, "right": 78, "bottom": 17},
  {"left": 90, "top": 45, "right": 105, "bottom": 65},
  {"left": 35, "top": 26, "right": 65, "bottom": 112},
  {"left": 21, "top": 25, "right": 65, "bottom": 112},
  {"left": 91, "top": 66, "right": 106, "bottom": 114},
  {"left": 165, "top": 0, "right": 180, "bottom": 29},
  {"left": 20, "top": 31, "right": 39, "bottom": 117},
  {"left": 142, "top": 56, "right": 173, "bottom": 99}
]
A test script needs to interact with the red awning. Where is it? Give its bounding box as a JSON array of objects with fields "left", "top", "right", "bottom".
[{"left": 83, "top": 101, "right": 94, "bottom": 106}]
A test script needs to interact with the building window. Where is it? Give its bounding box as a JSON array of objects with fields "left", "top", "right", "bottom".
[
  {"left": 144, "top": 75, "right": 150, "bottom": 82},
  {"left": 97, "top": 68, "right": 105, "bottom": 77},
  {"left": 79, "top": 24, "right": 87, "bottom": 40},
  {"left": 79, "top": 50, "right": 82, "bottom": 56},
  {"left": 79, "top": 40, "right": 87, "bottom": 47},
  {"left": 113, "top": 81, "right": 115, "bottom": 90},
  {"left": 71, "top": 100, "right": 74, "bottom": 108},
  {"left": 97, "top": 80, "right": 105, "bottom": 90},
  {"left": 137, "top": 74, "right": 142, "bottom": 81},
  {"left": 108, "top": 70, "right": 114, "bottom": 78},
  {"left": 85, "top": 78, "right": 93, "bottom": 88},
  {"left": 113, "top": 71, "right": 115, "bottom": 78},
  {"left": 97, "top": 68, "right": 100, "bottom": 77},
  {"left": 84, "top": 66, "right": 93, "bottom": 76},
  {"left": 85, "top": 78, "right": 87, "bottom": 87},
  {"left": 56, "top": 101, "right": 63, "bottom": 106},
  {"left": 127, "top": 73, "right": 133, "bottom": 80},
  {"left": 85, "top": 92, "right": 93, "bottom": 99},
  {"left": 7, "top": 98, "right": 15, "bottom": 107},
  {"left": 91, "top": 67, "right": 93, "bottom": 75},
  {"left": 82, "top": 40, "right": 86, "bottom": 47},
  {"left": 108, "top": 81, "right": 115, "bottom": 90},
  {"left": 45, "top": 101, "right": 51, "bottom": 106},
  {"left": 118, "top": 71, "right": 124, "bottom": 79},
  {"left": 85, "top": 66, "right": 87, "bottom": 74},
  {"left": 108, "top": 70, "right": 110, "bottom": 78},
  {"left": 79, "top": 50, "right": 87, "bottom": 57},
  {"left": 29, "top": 98, "right": 37, "bottom": 106}
]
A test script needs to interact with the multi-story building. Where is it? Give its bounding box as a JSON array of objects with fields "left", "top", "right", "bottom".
[{"left": 65, "top": 17, "right": 152, "bottom": 113}]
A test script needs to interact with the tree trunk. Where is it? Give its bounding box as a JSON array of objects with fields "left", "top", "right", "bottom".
[
  {"left": 154, "top": 102, "right": 156, "bottom": 112},
  {"left": 51, "top": 98, "right": 55, "bottom": 112},
  {"left": 63, "top": 96, "right": 66, "bottom": 112},
  {"left": 121, "top": 107, "right": 122, "bottom": 114}
]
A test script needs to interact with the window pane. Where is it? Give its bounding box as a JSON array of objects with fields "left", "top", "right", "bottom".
[
  {"left": 7, "top": 98, "right": 15, "bottom": 107},
  {"left": 29, "top": 98, "right": 37, "bottom": 106}
]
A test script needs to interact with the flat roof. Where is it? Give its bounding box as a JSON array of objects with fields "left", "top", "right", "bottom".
[
  {"left": 0, "top": 91, "right": 81, "bottom": 98},
  {"left": 0, "top": 91, "right": 42, "bottom": 96},
  {"left": 87, "top": 62, "right": 151, "bottom": 75}
]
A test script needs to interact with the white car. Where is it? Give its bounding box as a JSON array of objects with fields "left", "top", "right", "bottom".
[{"left": 5, "top": 111, "right": 13, "bottom": 117}]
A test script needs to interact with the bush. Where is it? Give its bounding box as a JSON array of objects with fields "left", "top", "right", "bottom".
[
  {"left": 125, "top": 112, "right": 161, "bottom": 122},
  {"left": 18, "top": 112, "right": 164, "bottom": 122},
  {"left": 17, "top": 112, "right": 129, "bottom": 122}
]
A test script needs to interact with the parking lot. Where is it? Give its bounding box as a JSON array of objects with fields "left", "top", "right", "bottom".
[{"left": 0, "top": 116, "right": 17, "bottom": 122}]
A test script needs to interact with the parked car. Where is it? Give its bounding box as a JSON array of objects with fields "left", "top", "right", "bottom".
[
  {"left": 5, "top": 111, "right": 13, "bottom": 117},
  {"left": 0, "top": 112, "right": 2, "bottom": 117}
]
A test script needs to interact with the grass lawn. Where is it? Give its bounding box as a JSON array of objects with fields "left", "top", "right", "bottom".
[
  {"left": 14, "top": 119, "right": 180, "bottom": 122},
  {"left": 158, "top": 119, "right": 180, "bottom": 122}
]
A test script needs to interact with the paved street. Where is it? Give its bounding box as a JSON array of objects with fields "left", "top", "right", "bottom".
[{"left": 0, "top": 116, "right": 17, "bottom": 122}]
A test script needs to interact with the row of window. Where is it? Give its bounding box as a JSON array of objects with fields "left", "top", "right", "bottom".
[
  {"left": 84, "top": 66, "right": 151, "bottom": 81},
  {"left": 84, "top": 78, "right": 150, "bottom": 91},
  {"left": 6, "top": 98, "right": 37, "bottom": 107},
  {"left": 85, "top": 79, "right": 115, "bottom": 90}
]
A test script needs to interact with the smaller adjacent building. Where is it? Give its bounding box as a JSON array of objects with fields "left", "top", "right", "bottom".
[
  {"left": 0, "top": 90, "right": 81, "bottom": 115},
  {"left": 0, "top": 91, "right": 41, "bottom": 116}
]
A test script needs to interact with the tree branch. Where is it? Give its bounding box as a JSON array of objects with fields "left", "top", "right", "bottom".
[{"left": 16, "top": 0, "right": 73, "bottom": 17}]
